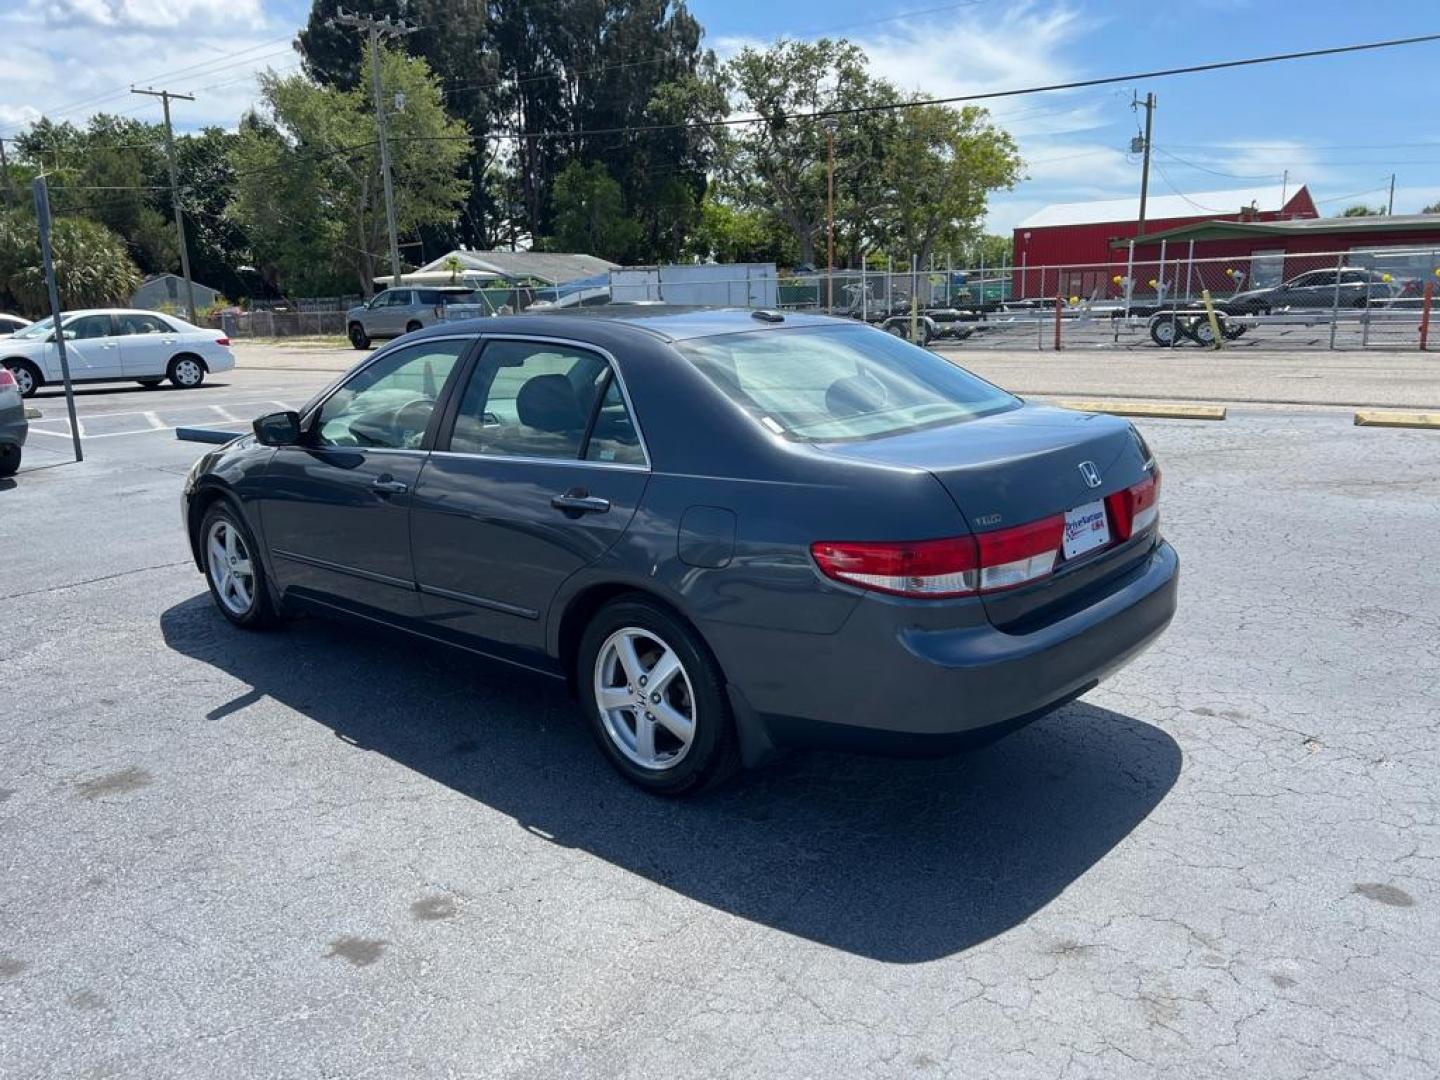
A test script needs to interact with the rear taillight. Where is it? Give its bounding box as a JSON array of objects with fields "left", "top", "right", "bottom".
[
  {"left": 1106, "top": 464, "right": 1161, "bottom": 541},
  {"left": 0, "top": 367, "right": 15, "bottom": 390},
  {"left": 214, "top": 337, "right": 231, "bottom": 347},
  {"left": 811, "top": 514, "right": 1064, "bottom": 599}
]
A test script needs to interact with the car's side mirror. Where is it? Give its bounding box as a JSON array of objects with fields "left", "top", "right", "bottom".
[
  {"left": 45, "top": 332, "right": 57, "bottom": 343},
  {"left": 253, "top": 410, "right": 303, "bottom": 446}
]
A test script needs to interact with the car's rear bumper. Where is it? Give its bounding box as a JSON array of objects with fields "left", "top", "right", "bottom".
[
  {"left": 716, "top": 540, "right": 1178, "bottom": 758},
  {"left": 0, "top": 402, "right": 27, "bottom": 447}
]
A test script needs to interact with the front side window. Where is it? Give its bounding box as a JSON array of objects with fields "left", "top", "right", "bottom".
[
  {"left": 315, "top": 339, "right": 468, "bottom": 449},
  {"left": 448, "top": 340, "right": 618, "bottom": 461},
  {"left": 676, "top": 324, "right": 1018, "bottom": 442},
  {"left": 63, "top": 314, "right": 114, "bottom": 340}
]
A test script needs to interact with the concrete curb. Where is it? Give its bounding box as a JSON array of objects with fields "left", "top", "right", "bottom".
[
  {"left": 1055, "top": 399, "right": 1227, "bottom": 421},
  {"left": 1353, "top": 410, "right": 1440, "bottom": 430}
]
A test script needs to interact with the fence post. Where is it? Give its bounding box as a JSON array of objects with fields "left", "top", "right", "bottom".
[
  {"left": 1200, "top": 289, "right": 1224, "bottom": 351},
  {"left": 1037, "top": 267, "right": 1047, "bottom": 350},
  {"left": 1020, "top": 252, "right": 1028, "bottom": 301},
  {"left": 1123, "top": 239, "right": 1135, "bottom": 319},
  {"left": 1054, "top": 293, "right": 1063, "bottom": 351},
  {"left": 910, "top": 255, "right": 919, "bottom": 343},
  {"left": 1421, "top": 281, "right": 1433, "bottom": 351},
  {"left": 1326, "top": 253, "right": 1346, "bottom": 350},
  {"left": 887, "top": 257, "right": 893, "bottom": 314},
  {"left": 1184, "top": 240, "right": 1195, "bottom": 301}
]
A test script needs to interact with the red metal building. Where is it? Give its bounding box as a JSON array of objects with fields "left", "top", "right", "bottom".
[{"left": 1011, "top": 184, "right": 1319, "bottom": 298}]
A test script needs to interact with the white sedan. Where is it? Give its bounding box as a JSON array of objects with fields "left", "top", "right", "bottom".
[{"left": 0, "top": 308, "right": 236, "bottom": 398}]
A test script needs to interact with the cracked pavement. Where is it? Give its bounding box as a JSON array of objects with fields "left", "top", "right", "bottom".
[{"left": 1, "top": 367, "right": 1437, "bottom": 1078}]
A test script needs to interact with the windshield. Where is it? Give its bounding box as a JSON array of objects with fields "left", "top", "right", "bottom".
[
  {"left": 676, "top": 324, "right": 1019, "bottom": 442},
  {"left": 12, "top": 316, "right": 55, "bottom": 340}
]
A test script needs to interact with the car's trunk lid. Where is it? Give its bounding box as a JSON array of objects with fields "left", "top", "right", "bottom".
[{"left": 816, "top": 404, "right": 1154, "bottom": 628}]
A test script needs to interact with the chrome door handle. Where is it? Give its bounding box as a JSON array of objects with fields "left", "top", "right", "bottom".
[
  {"left": 551, "top": 490, "right": 610, "bottom": 514},
  {"left": 372, "top": 477, "right": 409, "bottom": 495}
]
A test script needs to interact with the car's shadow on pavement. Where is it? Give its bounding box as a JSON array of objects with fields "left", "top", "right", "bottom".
[{"left": 161, "top": 594, "right": 1181, "bottom": 964}]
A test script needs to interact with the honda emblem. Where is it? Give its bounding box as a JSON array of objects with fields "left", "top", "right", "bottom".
[{"left": 1078, "top": 461, "right": 1102, "bottom": 488}]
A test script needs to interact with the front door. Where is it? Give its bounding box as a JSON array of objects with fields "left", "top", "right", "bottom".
[
  {"left": 50, "top": 313, "right": 122, "bottom": 381},
  {"left": 410, "top": 337, "right": 649, "bottom": 656},
  {"left": 115, "top": 311, "right": 180, "bottom": 377},
  {"left": 259, "top": 337, "right": 472, "bottom": 622}
]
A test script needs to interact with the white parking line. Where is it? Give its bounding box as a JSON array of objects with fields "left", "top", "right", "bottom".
[{"left": 27, "top": 399, "right": 295, "bottom": 440}]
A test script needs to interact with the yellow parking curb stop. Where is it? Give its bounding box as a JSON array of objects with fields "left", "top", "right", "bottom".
[
  {"left": 1353, "top": 410, "right": 1440, "bottom": 430},
  {"left": 24, "top": 407, "right": 42, "bottom": 419},
  {"left": 1056, "top": 400, "right": 1227, "bottom": 421}
]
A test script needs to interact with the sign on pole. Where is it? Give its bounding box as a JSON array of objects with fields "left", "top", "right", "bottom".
[{"left": 32, "top": 176, "right": 83, "bottom": 462}]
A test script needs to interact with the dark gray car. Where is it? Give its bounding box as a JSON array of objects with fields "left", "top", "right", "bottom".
[
  {"left": 181, "top": 309, "right": 1177, "bottom": 795},
  {"left": 0, "top": 364, "right": 26, "bottom": 476},
  {"left": 1226, "top": 267, "right": 1397, "bottom": 314}
]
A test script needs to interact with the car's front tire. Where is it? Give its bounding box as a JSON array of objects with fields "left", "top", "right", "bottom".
[
  {"left": 348, "top": 322, "right": 371, "bottom": 349},
  {"left": 0, "top": 443, "right": 19, "bottom": 477},
  {"left": 578, "top": 596, "right": 739, "bottom": 796},
  {"left": 3, "top": 360, "right": 41, "bottom": 398},
  {"left": 168, "top": 355, "right": 206, "bottom": 389},
  {"left": 200, "top": 501, "right": 280, "bottom": 630}
]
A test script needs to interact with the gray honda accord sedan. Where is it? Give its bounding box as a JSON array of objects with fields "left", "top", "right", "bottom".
[{"left": 182, "top": 308, "right": 1177, "bottom": 795}]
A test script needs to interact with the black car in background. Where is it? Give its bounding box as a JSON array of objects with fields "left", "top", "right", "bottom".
[
  {"left": 181, "top": 308, "right": 1177, "bottom": 795},
  {"left": 1225, "top": 267, "right": 1398, "bottom": 314}
]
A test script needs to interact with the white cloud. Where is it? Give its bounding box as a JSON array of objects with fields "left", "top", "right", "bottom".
[
  {"left": 0, "top": 1, "right": 293, "bottom": 137},
  {"left": 46, "top": 0, "right": 266, "bottom": 32}
]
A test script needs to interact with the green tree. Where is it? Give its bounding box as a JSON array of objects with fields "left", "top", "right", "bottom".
[
  {"left": 1421, "top": 201, "right": 1440, "bottom": 214},
  {"left": 0, "top": 208, "right": 142, "bottom": 315},
  {"left": 229, "top": 43, "right": 471, "bottom": 296},
  {"left": 1342, "top": 204, "right": 1385, "bottom": 217},
  {"left": 878, "top": 101, "right": 1021, "bottom": 269},
  {"left": 546, "top": 160, "right": 640, "bottom": 261},
  {"left": 686, "top": 194, "right": 796, "bottom": 264},
  {"left": 13, "top": 115, "right": 177, "bottom": 275},
  {"left": 719, "top": 38, "right": 877, "bottom": 267}
]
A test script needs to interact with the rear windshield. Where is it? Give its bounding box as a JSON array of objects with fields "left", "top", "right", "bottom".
[{"left": 676, "top": 324, "right": 1019, "bottom": 442}]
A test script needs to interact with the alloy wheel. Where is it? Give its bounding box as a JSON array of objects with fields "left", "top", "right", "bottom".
[
  {"left": 207, "top": 519, "right": 256, "bottom": 616},
  {"left": 592, "top": 626, "right": 697, "bottom": 771}
]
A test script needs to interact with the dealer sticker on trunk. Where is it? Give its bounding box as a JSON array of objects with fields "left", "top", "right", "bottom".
[{"left": 1063, "top": 499, "right": 1111, "bottom": 561}]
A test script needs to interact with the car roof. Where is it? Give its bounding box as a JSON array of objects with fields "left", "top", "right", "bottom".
[{"left": 417, "top": 306, "right": 848, "bottom": 343}]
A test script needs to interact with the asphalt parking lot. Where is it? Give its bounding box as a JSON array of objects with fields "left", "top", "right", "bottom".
[{"left": 2, "top": 349, "right": 1439, "bottom": 1078}]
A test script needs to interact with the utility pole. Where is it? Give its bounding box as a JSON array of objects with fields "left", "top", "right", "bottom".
[
  {"left": 824, "top": 117, "right": 837, "bottom": 315},
  {"left": 1132, "top": 92, "right": 1156, "bottom": 237},
  {"left": 131, "top": 87, "right": 197, "bottom": 321},
  {"left": 1387, "top": 173, "right": 1396, "bottom": 216},
  {"left": 332, "top": 8, "right": 417, "bottom": 290}
]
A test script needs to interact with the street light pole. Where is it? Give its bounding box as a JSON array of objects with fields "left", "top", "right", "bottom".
[{"left": 824, "top": 117, "right": 837, "bottom": 315}]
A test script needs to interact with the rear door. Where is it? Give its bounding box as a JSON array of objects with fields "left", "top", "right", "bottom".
[
  {"left": 259, "top": 336, "right": 472, "bottom": 622},
  {"left": 409, "top": 336, "right": 649, "bottom": 655},
  {"left": 115, "top": 311, "right": 178, "bottom": 377}
]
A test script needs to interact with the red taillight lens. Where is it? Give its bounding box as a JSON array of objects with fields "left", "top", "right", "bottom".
[
  {"left": 811, "top": 514, "right": 1066, "bottom": 599},
  {"left": 810, "top": 536, "right": 979, "bottom": 598},
  {"left": 214, "top": 337, "right": 231, "bottom": 347},
  {"left": 975, "top": 514, "right": 1064, "bottom": 592},
  {"left": 1106, "top": 466, "right": 1162, "bottom": 541},
  {"left": 0, "top": 367, "right": 15, "bottom": 390}
]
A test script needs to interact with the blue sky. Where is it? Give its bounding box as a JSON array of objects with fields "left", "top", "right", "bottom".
[{"left": 3, "top": 0, "right": 1438, "bottom": 232}]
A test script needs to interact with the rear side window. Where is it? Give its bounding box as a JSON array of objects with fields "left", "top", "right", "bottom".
[
  {"left": 445, "top": 339, "right": 644, "bottom": 465},
  {"left": 676, "top": 324, "right": 1018, "bottom": 442}
]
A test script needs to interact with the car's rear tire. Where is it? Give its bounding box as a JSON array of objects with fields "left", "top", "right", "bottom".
[
  {"left": 404, "top": 320, "right": 423, "bottom": 334},
  {"left": 3, "top": 359, "right": 40, "bottom": 398},
  {"left": 199, "top": 501, "right": 280, "bottom": 630},
  {"left": 0, "top": 443, "right": 19, "bottom": 477},
  {"left": 168, "top": 354, "right": 206, "bottom": 389},
  {"left": 348, "top": 322, "right": 371, "bottom": 349},
  {"left": 577, "top": 596, "right": 739, "bottom": 796}
]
